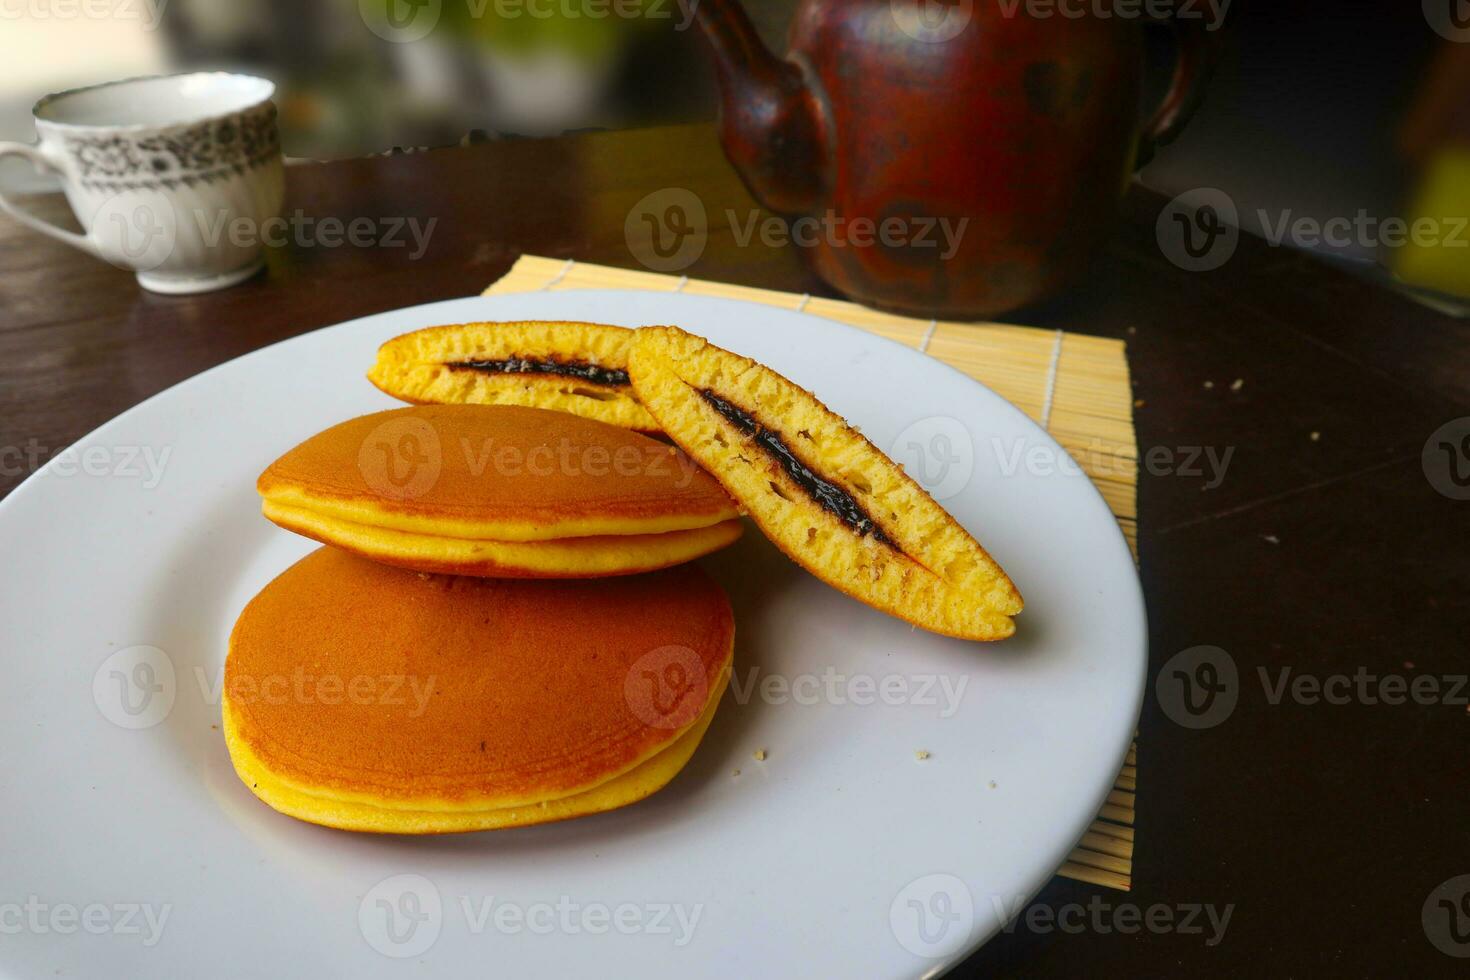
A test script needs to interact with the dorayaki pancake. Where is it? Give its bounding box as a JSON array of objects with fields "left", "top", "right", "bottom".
[
  {"left": 223, "top": 548, "right": 734, "bottom": 833},
  {"left": 628, "top": 326, "right": 1023, "bottom": 641},
  {"left": 368, "top": 320, "right": 658, "bottom": 431},
  {"left": 257, "top": 404, "right": 744, "bottom": 577}
]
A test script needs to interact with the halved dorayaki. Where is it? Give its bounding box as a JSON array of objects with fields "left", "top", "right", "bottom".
[
  {"left": 257, "top": 404, "right": 742, "bottom": 577},
  {"left": 224, "top": 548, "right": 734, "bottom": 833},
  {"left": 628, "top": 326, "right": 1022, "bottom": 641},
  {"left": 368, "top": 320, "right": 658, "bottom": 431}
]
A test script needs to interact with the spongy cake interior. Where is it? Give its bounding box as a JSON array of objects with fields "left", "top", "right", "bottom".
[
  {"left": 630, "top": 327, "right": 1021, "bottom": 641},
  {"left": 368, "top": 320, "right": 657, "bottom": 431},
  {"left": 262, "top": 496, "right": 744, "bottom": 578}
]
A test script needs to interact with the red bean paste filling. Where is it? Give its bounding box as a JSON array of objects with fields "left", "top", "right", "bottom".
[
  {"left": 448, "top": 357, "right": 630, "bottom": 387},
  {"left": 699, "top": 389, "right": 895, "bottom": 547}
]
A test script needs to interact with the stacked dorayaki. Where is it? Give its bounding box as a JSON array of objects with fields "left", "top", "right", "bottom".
[{"left": 224, "top": 321, "right": 1020, "bottom": 833}]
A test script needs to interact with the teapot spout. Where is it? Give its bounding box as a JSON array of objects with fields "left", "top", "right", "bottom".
[{"left": 690, "top": 0, "right": 825, "bottom": 215}]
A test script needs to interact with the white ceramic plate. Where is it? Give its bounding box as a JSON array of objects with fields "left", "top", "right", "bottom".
[{"left": 0, "top": 291, "right": 1144, "bottom": 978}]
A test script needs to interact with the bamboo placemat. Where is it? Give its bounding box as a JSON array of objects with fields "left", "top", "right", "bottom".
[{"left": 484, "top": 255, "right": 1139, "bottom": 891}]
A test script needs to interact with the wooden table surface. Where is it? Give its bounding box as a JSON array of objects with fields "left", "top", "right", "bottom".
[{"left": 2, "top": 122, "right": 1466, "bottom": 976}]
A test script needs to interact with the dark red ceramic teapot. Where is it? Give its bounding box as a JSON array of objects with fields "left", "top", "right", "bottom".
[{"left": 690, "top": 0, "right": 1214, "bottom": 318}]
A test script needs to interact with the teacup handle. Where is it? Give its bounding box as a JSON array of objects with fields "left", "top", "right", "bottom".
[{"left": 0, "top": 142, "right": 100, "bottom": 258}]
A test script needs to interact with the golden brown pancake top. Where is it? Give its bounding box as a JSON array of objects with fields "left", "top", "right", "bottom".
[
  {"left": 226, "top": 548, "right": 734, "bottom": 806},
  {"left": 257, "top": 404, "right": 739, "bottom": 533}
]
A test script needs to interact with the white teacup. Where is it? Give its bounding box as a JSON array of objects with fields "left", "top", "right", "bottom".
[{"left": 0, "top": 72, "right": 284, "bottom": 294}]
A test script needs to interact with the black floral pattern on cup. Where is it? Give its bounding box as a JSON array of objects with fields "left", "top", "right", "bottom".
[{"left": 66, "top": 103, "right": 280, "bottom": 191}]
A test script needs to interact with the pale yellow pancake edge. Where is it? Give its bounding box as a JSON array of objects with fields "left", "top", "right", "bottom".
[
  {"left": 263, "top": 499, "right": 745, "bottom": 577},
  {"left": 223, "top": 665, "right": 731, "bottom": 834},
  {"left": 258, "top": 482, "right": 740, "bottom": 543}
]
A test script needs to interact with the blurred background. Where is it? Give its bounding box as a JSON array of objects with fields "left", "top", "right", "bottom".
[{"left": 0, "top": 0, "right": 1466, "bottom": 302}]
